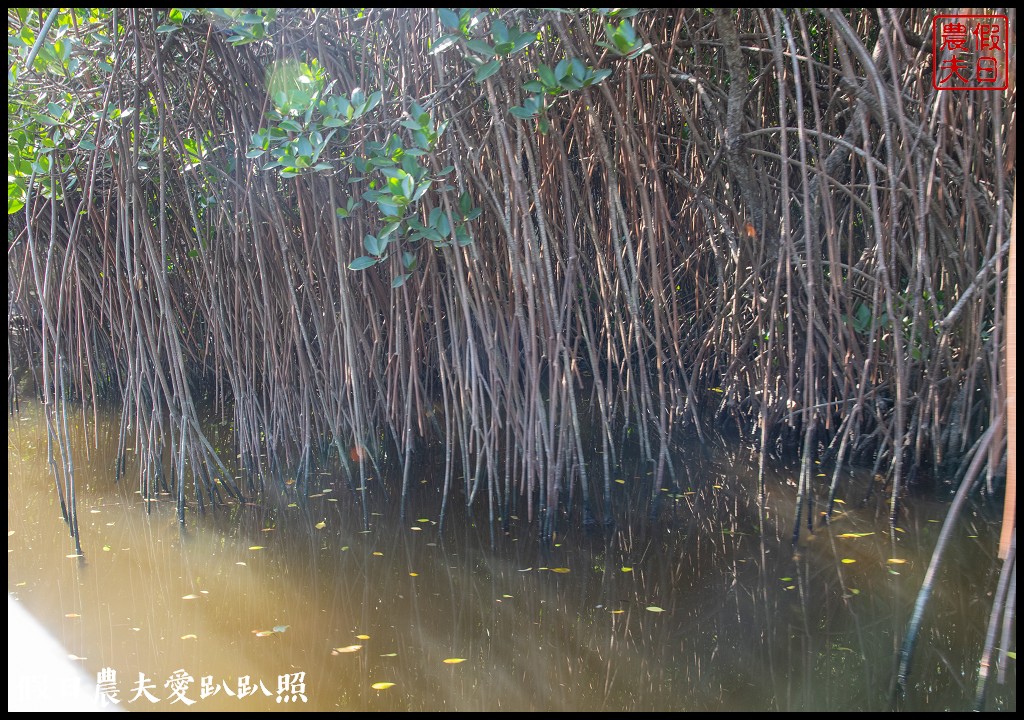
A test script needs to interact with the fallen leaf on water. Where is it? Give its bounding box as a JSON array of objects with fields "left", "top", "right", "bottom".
[
  {"left": 65, "top": 613, "right": 81, "bottom": 618},
  {"left": 315, "top": 522, "right": 326, "bottom": 530},
  {"left": 66, "top": 554, "right": 83, "bottom": 559},
  {"left": 409, "top": 572, "right": 419, "bottom": 577},
  {"left": 550, "top": 567, "right": 571, "bottom": 574},
  {"left": 273, "top": 625, "right": 290, "bottom": 633},
  {"left": 443, "top": 658, "right": 466, "bottom": 664},
  {"left": 837, "top": 532, "right": 874, "bottom": 538},
  {"left": 182, "top": 594, "right": 200, "bottom": 600},
  {"left": 236, "top": 561, "right": 247, "bottom": 566},
  {"left": 621, "top": 566, "right": 633, "bottom": 573},
  {"left": 517, "top": 567, "right": 533, "bottom": 572},
  {"left": 181, "top": 634, "right": 197, "bottom": 640},
  {"left": 102, "top": 545, "right": 111, "bottom": 552},
  {"left": 410, "top": 526, "right": 422, "bottom": 531},
  {"left": 356, "top": 634, "right": 370, "bottom": 640},
  {"left": 254, "top": 630, "right": 276, "bottom": 637},
  {"left": 416, "top": 518, "right": 430, "bottom": 523},
  {"left": 886, "top": 558, "right": 907, "bottom": 564},
  {"left": 249, "top": 546, "right": 265, "bottom": 551},
  {"left": 841, "top": 558, "right": 856, "bottom": 564},
  {"left": 502, "top": 594, "right": 512, "bottom": 598},
  {"left": 332, "top": 645, "right": 362, "bottom": 654},
  {"left": 615, "top": 479, "right": 625, "bottom": 484},
  {"left": 372, "top": 551, "right": 384, "bottom": 556},
  {"left": 646, "top": 606, "right": 665, "bottom": 613},
  {"left": 371, "top": 682, "right": 395, "bottom": 691},
  {"left": 610, "top": 609, "right": 625, "bottom": 614},
  {"left": 380, "top": 652, "right": 398, "bottom": 657}
]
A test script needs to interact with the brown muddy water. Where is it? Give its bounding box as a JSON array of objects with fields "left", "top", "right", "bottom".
[{"left": 7, "top": 401, "right": 1015, "bottom": 711}]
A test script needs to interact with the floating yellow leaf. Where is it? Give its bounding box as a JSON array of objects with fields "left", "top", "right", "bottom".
[
  {"left": 502, "top": 594, "right": 512, "bottom": 598},
  {"left": 409, "top": 572, "right": 419, "bottom": 577},
  {"left": 886, "top": 558, "right": 907, "bottom": 564},
  {"left": 380, "top": 652, "right": 398, "bottom": 657},
  {"left": 65, "top": 613, "right": 81, "bottom": 618},
  {"left": 372, "top": 551, "right": 384, "bottom": 556},
  {"left": 551, "top": 567, "right": 571, "bottom": 573},
  {"left": 837, "top": 532, "right": 874, "bottom": 538},
  {"left": 356, "top": 634, "right": 370, "bottom": 640},
  {"left": 371, "top": 682, "right": 395, "bottom": 691},
  {"left": 834, "top": 499, "right": 846, "bottom": 505},
  {"left": 102, "top": 545, "right": 111, "bottom": 552},
  {"left": 621, "top": 567, "right": 633, "bottom": 573},
  {"left": 254, "top": 630, "right": 276, "bottom": 637},
  {"left": 610, "top": 609, "right": 625, "bottom": 614},
  {"left": 410, "top": 526, "right": 422, "bottom": 531},
  {"left": 315, "top": 522, "right": 326, "bottom": 529},
  {"left": 710, "top": 387, "right": 724, "bottom": 393},
  {"left": 841, "top": 558, "right": 857, "bottom": 564},
  {"left": 615, "top": 479, "right": 626, "bottom": 484},
  {"left": 182, "top": 594, "right": 200, "bottom": 600},
  {"left": 249, "top": 546, "right": 264, "bottom": 551},
  {"left": 181, "top": 634, "right": 197, "bottom": 640},
  {"left": 332, "top": 645, "right": 362, "bottom": 654},
  {"left": 646, "top": 606, "right": 665, "bottom": 612},
  {"left": 417, "top": 518, "right": 430, "bottom": 523},
  {"left": 443, "top": 658, "right": 467, "bottom": 664},
  {"left": 236, "top": 561, "right": 247, "bottom": 566}
]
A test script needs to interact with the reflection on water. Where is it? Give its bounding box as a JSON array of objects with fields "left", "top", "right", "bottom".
[{"left": 7, "top": 402, "right": 1015, "bottom": 711}]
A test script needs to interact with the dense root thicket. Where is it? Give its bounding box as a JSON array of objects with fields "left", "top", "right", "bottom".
[{"left": 7, "top": 9, "right": 1014, "bottom": 542}]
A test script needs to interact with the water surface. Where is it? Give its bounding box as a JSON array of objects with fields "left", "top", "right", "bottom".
[{"left": 7, "top": 402, "right": 1014, "bottom": 711}]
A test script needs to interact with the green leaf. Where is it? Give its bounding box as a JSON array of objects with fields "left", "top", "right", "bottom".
[
  {"left": 538, "top": 64, "right": 557, "bottom": 89},
  {"left": 511, "top": 31, "right": 537, "bottom": 54},
  {"left": 474, "top": 60, "right": 501, "bottom": 83},
  {"left": 349, "top": 256, "right": 378, "bottom": 270},
  {"left": 438, "top": 8, "right": 460, "bottom": 29},
  {"left": 364, "top": 234, "right": 386, "bottom": 256},
  {"left": 465, "top": 39, "right": 496, "bottom": 57},
  {"left": 509, "top": 106, "right": 536, "bottom": 120},
  {"left": 391, "top": 273, "right": 410, "bottom": 288},
  {"left": 491, "top": 20, "right": 509, "bottom": 44}
]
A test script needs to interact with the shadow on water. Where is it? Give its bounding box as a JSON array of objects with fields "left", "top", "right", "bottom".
[{"left": 7, "top": 402, "right": 1015, "bottom": 711}]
